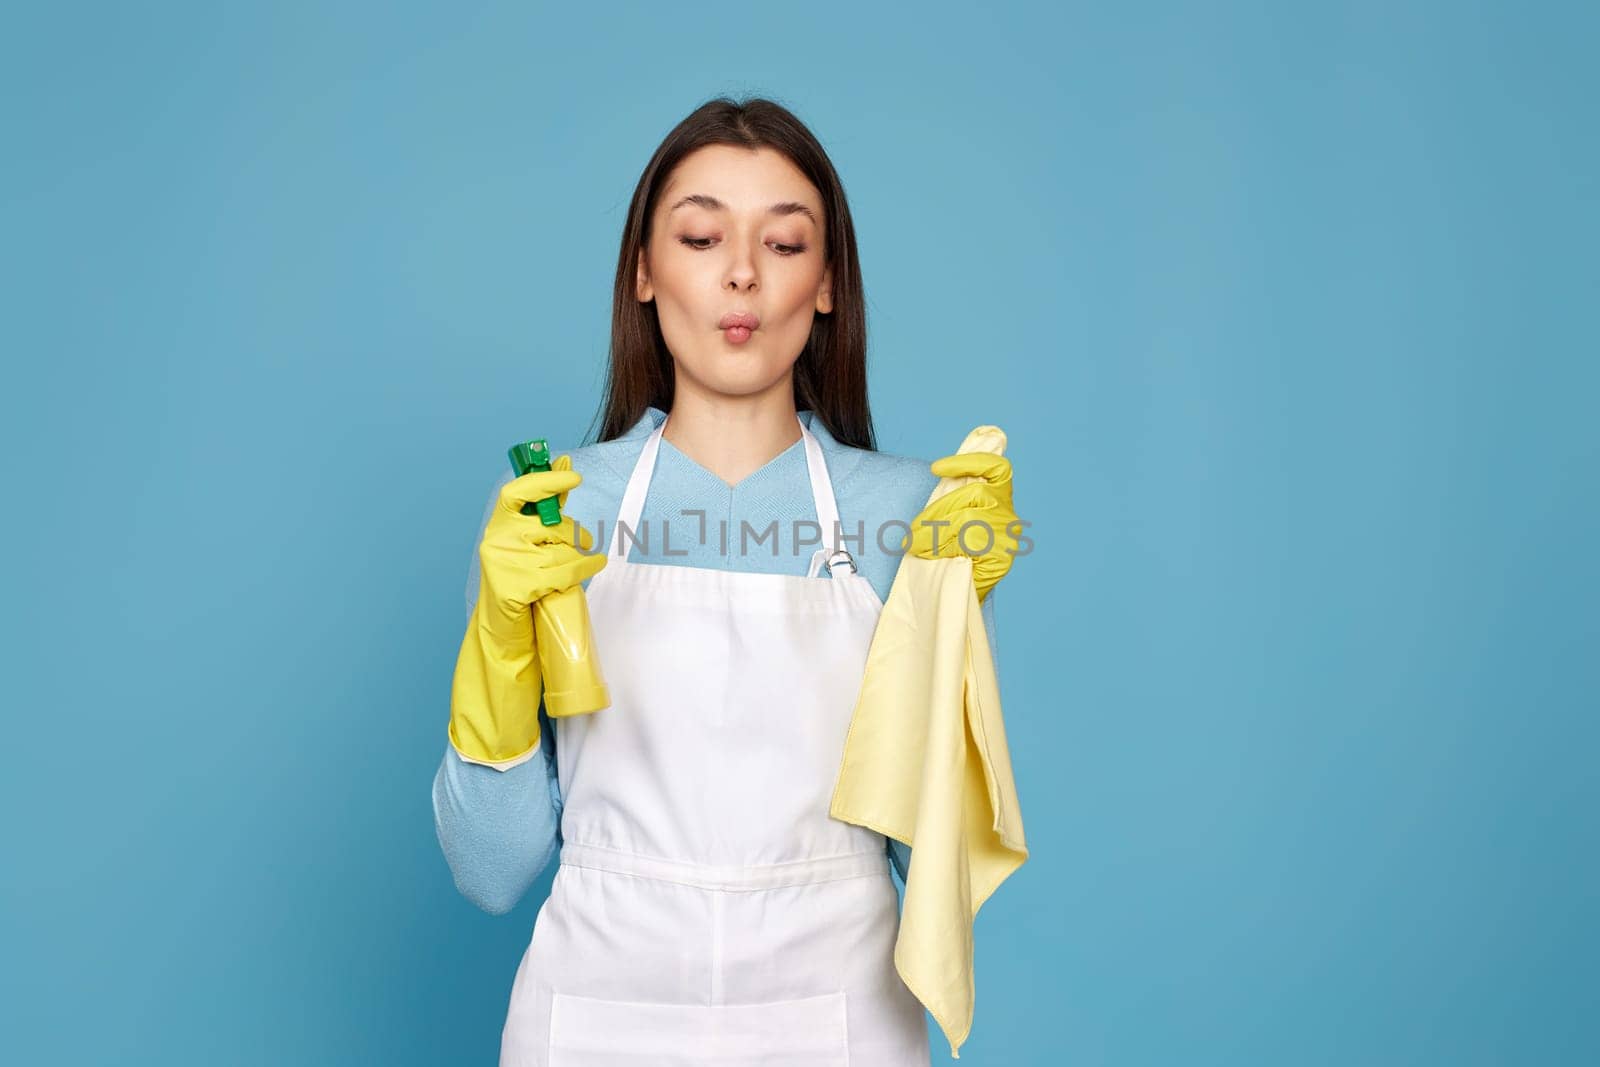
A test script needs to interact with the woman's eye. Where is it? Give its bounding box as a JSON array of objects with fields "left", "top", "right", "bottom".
[{"left": 675, "top": 236, "right": 807, "bottom": 256}]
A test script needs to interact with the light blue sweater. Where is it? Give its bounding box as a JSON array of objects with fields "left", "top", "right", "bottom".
[{"left": 432, "top": 405, "right": 1000, "bottom": 915}]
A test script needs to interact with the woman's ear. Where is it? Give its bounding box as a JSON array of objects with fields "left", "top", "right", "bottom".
[
  {"left": 636, "top": 248, "right": 654, "bottom": 303},
  {"left": 815, "top": 265, "right": 833, "bottom": 315}
]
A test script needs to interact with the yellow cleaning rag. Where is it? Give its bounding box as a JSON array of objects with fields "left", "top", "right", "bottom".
[{"left": 829, "top": 425, "right": 1029, "bottom": 1059}]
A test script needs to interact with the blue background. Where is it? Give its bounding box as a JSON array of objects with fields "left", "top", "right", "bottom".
[{"left": 4, "top": 2, "right": 1595, "bottom": 1064}]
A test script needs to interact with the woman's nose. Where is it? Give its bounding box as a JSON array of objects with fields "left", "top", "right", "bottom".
[{"left": 723, "top": 244, "right": 758, "bottom": 291}]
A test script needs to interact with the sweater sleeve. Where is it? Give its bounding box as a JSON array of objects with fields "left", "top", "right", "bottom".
[{"left": 431, "top": 477, "right": 565, "bottom": 915}]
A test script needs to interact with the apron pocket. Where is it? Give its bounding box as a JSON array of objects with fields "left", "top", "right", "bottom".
[{"left": 548, "top": 989, "right": 849, "bottom": 1066}]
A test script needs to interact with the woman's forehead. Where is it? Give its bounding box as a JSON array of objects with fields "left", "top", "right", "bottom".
[{"left": 659, "top": 145, "right": 823, "bottom": 220}]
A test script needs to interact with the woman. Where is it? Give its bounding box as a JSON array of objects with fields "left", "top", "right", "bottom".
[{"left": 433, "top": 96, "right": 1020, "bottom": 1066}]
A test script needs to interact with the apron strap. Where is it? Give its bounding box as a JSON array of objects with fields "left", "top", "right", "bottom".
[{"left": 607, "top": 418, "right": 667, "bottom": 559}]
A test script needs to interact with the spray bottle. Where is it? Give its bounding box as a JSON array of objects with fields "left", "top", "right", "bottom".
[{"left": 507, "top": 438, "right": 610, "bottom": 717}]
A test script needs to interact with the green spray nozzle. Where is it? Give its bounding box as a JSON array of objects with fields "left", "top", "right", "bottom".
[{"left": 507, "top": 438, "right": 564, "bottom": 526}]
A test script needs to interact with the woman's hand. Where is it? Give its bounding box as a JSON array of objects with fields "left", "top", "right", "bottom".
[
  {"left": 901, "top": 452, "right": 1020, "bottom": 602},
  {"left": 475, "top": 455, "right": 608, "bottom": 649},
  {"left": 450, "top": 454, "right": 607, "bottom": 768}
]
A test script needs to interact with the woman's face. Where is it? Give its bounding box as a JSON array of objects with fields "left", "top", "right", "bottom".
[{"left": 637, "top": 144, "right": 833, "bottom": 402}]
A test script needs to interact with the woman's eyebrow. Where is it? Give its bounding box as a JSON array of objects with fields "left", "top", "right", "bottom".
[{"left": 667, "top": 194, "right": 818, "bottom": 226}]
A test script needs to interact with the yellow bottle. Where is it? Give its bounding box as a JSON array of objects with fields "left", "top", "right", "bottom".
[
  {"left": 508, "top": 438, "right": 609, "bottom": 718},
  {"left": 534, "top": 587, "right": 609, "bottom": 716}
]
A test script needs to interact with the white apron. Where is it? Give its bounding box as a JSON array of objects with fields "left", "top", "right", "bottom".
[{"left": 499, "top": 413, "right": 930, "bottom": 1066}]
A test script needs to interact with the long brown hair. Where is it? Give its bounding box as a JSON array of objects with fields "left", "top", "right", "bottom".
[{"left": 585, "top": 95, "right": 876, "bottom": 451}]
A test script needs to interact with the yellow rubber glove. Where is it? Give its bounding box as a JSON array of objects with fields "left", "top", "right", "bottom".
[
  {"left": 449, "top": 455, "right": 608, "bottom": 769},
  {"left": 901, "top": 435, "right": 1020, "bottom": 603}
]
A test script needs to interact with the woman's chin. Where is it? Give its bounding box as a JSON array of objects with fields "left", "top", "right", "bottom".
[{"left": 679, "top": 353, "right": 796, "bottom": 399}]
